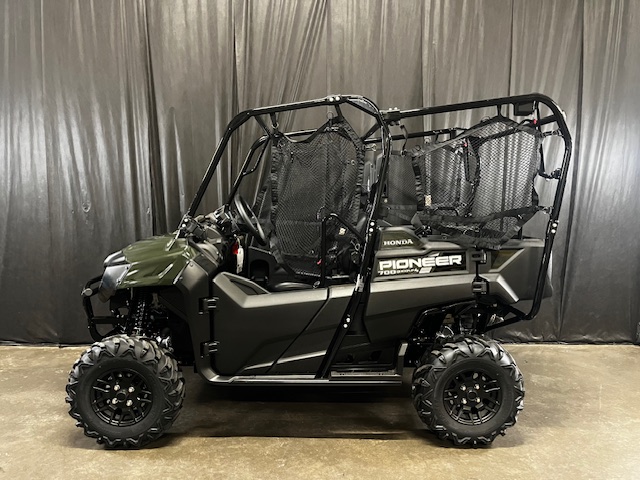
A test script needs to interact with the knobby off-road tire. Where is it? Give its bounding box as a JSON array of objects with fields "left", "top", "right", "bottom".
[
  {"left": 412, "top": 335, "right": 524, "bottom": 446},
  {"left": 66, "top": 335, "right": 185, "bottom": 448}
]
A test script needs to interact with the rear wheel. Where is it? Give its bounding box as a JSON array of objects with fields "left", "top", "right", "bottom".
[
  {"left": 411, "top": 335, "right": 524, "bottom": 446},
  {"left": 66, "top": 335, "right": 185, "bottom": 448}
]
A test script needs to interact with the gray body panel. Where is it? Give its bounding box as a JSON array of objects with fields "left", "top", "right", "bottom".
[
  {"left": 97, "top": 224, "right": 548, "bottom": 381},
  {"left": 208, "top": 225, "right": 546, "bottom": 377}
]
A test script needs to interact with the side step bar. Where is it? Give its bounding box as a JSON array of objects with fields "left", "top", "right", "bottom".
[
  {"left": 200, "top": 342, "right": 408, "bottom": 387},
  {"left": 203, "top": 373, "right": 403, "bottom": 387}
]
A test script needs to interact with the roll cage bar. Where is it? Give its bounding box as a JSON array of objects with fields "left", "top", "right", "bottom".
[
  {"left": 187, "top": 95, "right": 392, "bottom": 216},
  {"left": 185, "top": 93, "right": 572, "bottom": 377},
  {"left": 368, "top": 93, "right": 572, "bottom": 331}
]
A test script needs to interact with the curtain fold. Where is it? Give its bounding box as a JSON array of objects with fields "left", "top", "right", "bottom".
[
  {"left": 145, "top": 0, "right": 236, "bottom": 229},
  {"left": 0, "top": 0, "right": 638, "bottom": 344},
  {"left": 497, "top": 0, "right": 583, "bottom": 342},
  {"left": 561, "top": 0, "right": 640, "bottom": 342},
  {"left": 231, "top": 0, "right": 329, "bottom": 204},
  {"left": 0, "top": 1, "right": 52, "bottom": 342}
]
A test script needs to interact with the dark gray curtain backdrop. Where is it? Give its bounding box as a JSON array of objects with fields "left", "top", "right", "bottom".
[{"left": 1, "top": 0, "right": 638, "bottom": 344}]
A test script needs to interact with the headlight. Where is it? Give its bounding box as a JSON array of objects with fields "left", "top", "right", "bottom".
[
  {"left": 98, "top": 264, "right": 131, "bottom": 302},
  {"left": 104, "top": 250, "right": 127, "bottom": 267}
]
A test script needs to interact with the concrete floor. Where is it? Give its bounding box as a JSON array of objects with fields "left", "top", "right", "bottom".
[{"left": 0, "top": 345, "right": 638, "bottom": 479}]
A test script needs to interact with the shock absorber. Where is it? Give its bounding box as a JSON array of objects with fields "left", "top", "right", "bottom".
[{"left": 131, "top": 291, "right": 151, "bottom": 337}]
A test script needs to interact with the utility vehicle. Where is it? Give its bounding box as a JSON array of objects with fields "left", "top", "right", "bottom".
[{"left": 66, "top": 93, "right": 571, "bottom": 448}]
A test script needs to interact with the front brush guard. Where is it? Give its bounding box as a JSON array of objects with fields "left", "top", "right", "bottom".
[{"left": 82, "top": 275, "right": 125, "bottom": 341}]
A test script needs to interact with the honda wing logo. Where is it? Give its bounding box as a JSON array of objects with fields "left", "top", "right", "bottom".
[{"left": 377, "top": 252, "right": 464, "bottom": 276}]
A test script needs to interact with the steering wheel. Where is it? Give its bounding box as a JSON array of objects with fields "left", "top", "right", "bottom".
[{"left": 232, "top": 195, "right": 268, "bottom": 246}]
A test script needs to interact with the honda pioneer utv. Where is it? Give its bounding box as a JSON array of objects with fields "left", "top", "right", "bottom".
[{"left": 66, "top": 93, "right": 572, "bottom": 448}]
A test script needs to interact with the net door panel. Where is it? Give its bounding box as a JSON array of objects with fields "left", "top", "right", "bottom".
[
  {"left": 271, "top": 120, "right": 365, "bottom": 275},
  {"left": 416, "top": 117, "right": 542, "bottom": 248}
]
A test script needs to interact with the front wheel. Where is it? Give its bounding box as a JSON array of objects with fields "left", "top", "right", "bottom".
[
  {"left": 66, "top": 335, "right": 185, "bottom": 448},
  {"left": 411, "top": 335, "right": 524, "bottom": 446}
]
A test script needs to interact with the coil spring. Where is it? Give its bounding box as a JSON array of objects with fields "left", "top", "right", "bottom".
[{"left": 132, "top": 292, "right": 151, "bottom": 336}]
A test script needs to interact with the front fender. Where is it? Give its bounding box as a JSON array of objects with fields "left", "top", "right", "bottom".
[{"left": 118, "top": 235, "right": 198, "bottom": 289}]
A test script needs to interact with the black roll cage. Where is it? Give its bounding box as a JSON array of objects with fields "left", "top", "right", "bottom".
[
  {"left": 373, "top": 93, "right": 572, "bottom": 331},
  {"left": 185, "top": 93, "right": 572, "bottom": 376}
]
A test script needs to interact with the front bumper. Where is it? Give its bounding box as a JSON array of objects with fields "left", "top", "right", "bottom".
[{"left": 81, "top": 275, "right": 124, "bottom": 342}]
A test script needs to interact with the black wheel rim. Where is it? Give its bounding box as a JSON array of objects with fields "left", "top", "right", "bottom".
[
  {"left": 443, "top": 368, "right": 502, "bottom": 426},
  {"left": 90, "top": 368, "right": 153, "bottom": 427}
]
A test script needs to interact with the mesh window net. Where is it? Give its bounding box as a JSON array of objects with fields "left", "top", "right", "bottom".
[
  {"left": 256, "top": 114, "right": 542, "bottom": 278},
  {"left": 268, "top": 119, "right": 365, "bottom": 276},
  {"left": 395, "top": 116, "right": 542, "bottom": 249}
]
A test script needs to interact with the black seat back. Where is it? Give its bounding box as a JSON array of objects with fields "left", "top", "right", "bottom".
[
  {"left": 268, "top": 118, "right": 365, "bottom": 277},
  {"left": 414, "top": 116, "right": 542, "bottom": 248}
]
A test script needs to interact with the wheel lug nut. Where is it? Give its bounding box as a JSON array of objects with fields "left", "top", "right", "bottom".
[
  {"left": 475, "top": 384, "right": 480, "bottom": 390},
  {"left": 461, "top": 385, "right": 466, "bottom": 391},
  {"left": 476, "top": 398, "right": 481, "bottom": 403},
  {"left": 111, "top": 398, "right": 118, "bottom": 404},
  {"left": 128, "top": 386, "right": 135, "bottom": 393},
  {"left": 113, "top": 385, "right": 120, "bottom": 391},
  {"left": 462, "top": 398, "right": 467, "bottom": 405},
  {"left": 126, "top": 400, "right": 133, "bottom": 407}
]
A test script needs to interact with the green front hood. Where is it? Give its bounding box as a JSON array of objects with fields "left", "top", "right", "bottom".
[{"left": 118, "top": 234, "right": 198, "bottom": 288}]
